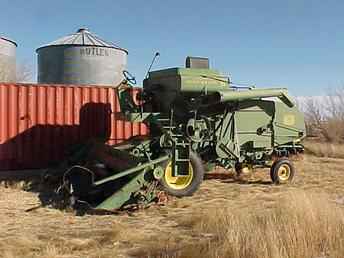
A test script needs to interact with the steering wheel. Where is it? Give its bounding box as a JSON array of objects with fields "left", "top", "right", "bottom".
[{"left": 123, "top": 70, "right": 137, "bottom": 85}]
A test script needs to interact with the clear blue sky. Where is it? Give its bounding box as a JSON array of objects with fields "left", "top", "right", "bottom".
[{"left": 1, "top": 0, "right": 344, "bottom": 96}]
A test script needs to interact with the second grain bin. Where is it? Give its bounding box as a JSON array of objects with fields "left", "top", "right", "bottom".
[
  {"left": 0, "top": 36, "right": 17, "bottom": 82},
  {"left": 37, "top": 28, "right": 128, "bottom": 86}
]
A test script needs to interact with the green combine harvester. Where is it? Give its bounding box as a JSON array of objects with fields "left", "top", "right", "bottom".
[{"left": 56, "top": 57, "right": 306, "bottom": 211}]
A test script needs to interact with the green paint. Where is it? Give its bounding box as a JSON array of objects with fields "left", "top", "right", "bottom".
[
  {"left": 96, "top": 170, "right": 151, "bottom": 210},
  {"left": 64, "top": 58, "right": 306, "bottom": 211},
  {"left": 94, "top": 155, "right": 169, "bottom": 186}
]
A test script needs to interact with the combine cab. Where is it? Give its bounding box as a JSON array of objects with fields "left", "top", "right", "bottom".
[{"left": 56, "top": 57, "right": 306, "bottom": 211}]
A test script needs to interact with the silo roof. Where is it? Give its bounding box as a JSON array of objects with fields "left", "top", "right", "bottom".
[
  {"left": 36, "top": 28, "right": 127, "bottom": 53},
  {"left": 0, "top": 36, "right": 17, "bottom": 47}
]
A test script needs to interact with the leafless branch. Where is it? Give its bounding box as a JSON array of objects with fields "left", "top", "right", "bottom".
[{"left": 16, "top": 62, "right": 33, "bottom": 83}]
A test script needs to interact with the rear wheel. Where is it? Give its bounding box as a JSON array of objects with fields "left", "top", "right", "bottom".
[
  {"left": 270, "top": 158, "right": 295, "bottom": 184},
  {"left": 160, "top": 152, "right": 204, "bottom": 197}
]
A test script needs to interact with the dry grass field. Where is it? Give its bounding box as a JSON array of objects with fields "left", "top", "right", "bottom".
[
  {"left": 1, "top": 150, "right": 344, "bottom": 258},
  {"left": 304, "top": 140, "right": 344, "bottom": 159}
]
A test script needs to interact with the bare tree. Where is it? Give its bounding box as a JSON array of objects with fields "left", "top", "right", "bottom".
[
  {"left": 16, "top": 62, "right": 33, "bottom": 83},
  {"left": 304, "top": 88, "right": 344, "bottom": 142},
  {"left": 324, "top": 87, "right": 344, "bottom": 120},
  {"left": 304, "top": 97, "right": 323, "bottom": 138},
  {"left": 0, "top": 61, "right": 33, "bottom": 83}
]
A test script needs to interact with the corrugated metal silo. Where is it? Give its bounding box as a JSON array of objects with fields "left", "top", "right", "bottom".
[
  {"left": 36, "top": 28, "right": 128, "bottom": 86},
  {"left": 0, "top": 36, "right": 17, "bottom": 82}
]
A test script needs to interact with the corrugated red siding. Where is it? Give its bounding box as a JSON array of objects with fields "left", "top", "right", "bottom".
[{"left": 0, "top": 83, "right": 148, "bottom": 170}]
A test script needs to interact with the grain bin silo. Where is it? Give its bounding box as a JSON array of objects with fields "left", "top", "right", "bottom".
[
  {"left": 36, "top": 28, "right": 128, "bottom": 86},
  {"left": 0, "top": 36, "right": 17, "bottom": 82}
]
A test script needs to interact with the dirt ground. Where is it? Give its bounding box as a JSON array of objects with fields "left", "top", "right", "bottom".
[{"left": 1, "top": 155, "right": 344, "bottom": 258}]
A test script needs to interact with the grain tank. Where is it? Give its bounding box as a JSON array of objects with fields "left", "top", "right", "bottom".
[
  {"left": 36, "top": 28, "right": 128, "bottom": 86},
  {"left": 0, "top": 36, "right": 17, "bottom": 82}
]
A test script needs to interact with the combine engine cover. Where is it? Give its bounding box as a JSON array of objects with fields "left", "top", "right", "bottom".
[{"left": 143, "top": 68, "right": 230, "bottom": 113}]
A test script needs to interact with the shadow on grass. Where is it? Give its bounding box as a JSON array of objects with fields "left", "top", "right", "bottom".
[{"left": 204, "top": 172, "right": 273, "bottom": 185}]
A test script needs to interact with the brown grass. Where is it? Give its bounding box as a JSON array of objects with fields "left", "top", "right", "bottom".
[
  {"left": 1, "top": 153, "right": 344, "bottom": 258},
  {"left": 304, "top": 140, "right": 344, "bottom": 159},
  {"left": 157, "top": 190, "right": 344, "bottom": 258},
  {"left": 0, "top": 223, "right": 123, "bottom": 258}
]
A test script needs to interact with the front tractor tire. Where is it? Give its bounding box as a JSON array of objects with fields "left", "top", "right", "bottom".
[
  {"left": 270, "top": 158, "right": 295, "bottom": 184},
  {"left": 160, "top": 152, "right": 204, "bottom": 197}
]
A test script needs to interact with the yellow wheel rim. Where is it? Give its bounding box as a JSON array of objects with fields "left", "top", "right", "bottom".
[
  {"left": 277, "top": 164, "right": 291, "bottom": 181},
  {"left": 164, "top": 161, "right": 194, "bottom": 190}
]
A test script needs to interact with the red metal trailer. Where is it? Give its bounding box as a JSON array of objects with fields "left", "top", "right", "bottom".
[{"left": 0, "top": 83, "right": 148, "bottom": 170}]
